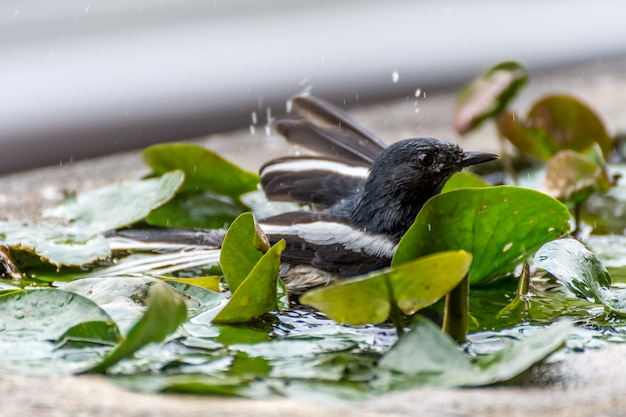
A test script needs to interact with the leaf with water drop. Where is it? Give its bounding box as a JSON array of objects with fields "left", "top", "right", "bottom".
[{"left": 393, "top": 186, "right": 571, "bottom": 285}]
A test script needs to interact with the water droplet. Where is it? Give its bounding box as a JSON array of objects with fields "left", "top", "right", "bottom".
[
  {"left": 502, "top": 242, "right": 513, "bottom": 252},
  {"left": 428, "top": 223, "right": 432, "bottom": 231},
  {"left": 251, "top": 111, "right": 257, "bottom": 124},
  {"left": 249, "top": 125, "right": 256, "bottom": 135},
  {"left": 286, "top": 99, "right": 293, "bottom": 113},
  {"left": 414, "top": 108, "right": 420, "bottom": 114},
  {"left": 414, "top": 88, "right": 422, "bottom": 97},
  {"left": 392, "top": 71, "right": 399, "bottom": 83}
]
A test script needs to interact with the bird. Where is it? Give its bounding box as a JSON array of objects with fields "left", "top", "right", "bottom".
[{"left": 108, "top": 94, "right": 499, "bottom": 292}]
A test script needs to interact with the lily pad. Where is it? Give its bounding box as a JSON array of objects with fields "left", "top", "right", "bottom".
[
  {"left": 213, "top": 240, "right": 285, "bottom": 324},
  {"left": 375, "top": 316, "right": 571, "bottom": 389},
  {"left": 535, "top": 238, "right": 626, "bottom": 314},
  {"left": 300, "top": 251, "right": 472, "bottom": 325},
  {"left": 0, "top": 289, "right": 117, "bottom": 374},
  {"left": 454, "top": 61, "right": 528, "bottom": 134},
  {"left": 44, "top": 171, "right": 184, "bottom": 234},
  {"left": 89, "top": 281, "right": 187, "bottom": 373},
  {"left": 142, "top": 143, "right": 259, "bottom": 200},
  {"left": 393, "top": 186, "right": 571, "bottom": 285},
  {"left": 0, "top": 221, "right": 111, "bottom": 266},
  {"left": 498, "top": 94, "right": 613, "bottom": 160}
]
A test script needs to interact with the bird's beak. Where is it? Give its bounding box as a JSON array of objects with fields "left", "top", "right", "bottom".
[{"left": 461, "top": 151, "right": 500, "bottom": 167}]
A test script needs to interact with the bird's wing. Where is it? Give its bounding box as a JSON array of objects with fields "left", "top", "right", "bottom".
[
  {"left": 259, "top": 211, "right": 395, "bottom": 277},
  {"left": 260, "top": 156, "right": 368, "bottom": 207}
]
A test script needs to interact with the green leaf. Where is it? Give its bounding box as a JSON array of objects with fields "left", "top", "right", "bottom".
[
  {"left": 393, "top": 186, "right": 571, "bottom": 285},
  {"left": 146, "top": 191, "right": 244, "bottom": 229},
  {"left": 375, "top": 316, "right": 571, "bottom": 389},
  {"left": 0, "top": 221, "right": 111, "bottom": 266},
  {"left": 43, "top": 171, "right": 184, "bottom": 234},
  {"left": 0, "top": 289, "right": 117, "bottom": 374},
  {"left": 442, "top": 171, "right": 490, "bottom": 193},
  {"left": 213, "top": 240, "right": 285, "bottom": 324},
  {"left": 300, "top": 251, "right": 472, "bottom": 325},
  {"left": 220, "top": 213, "right": 269, "bottom": 292},
  {"left": 454, "top": 61, "right": 528, "bottom": 134},
  {"left": 142, "top": 143, "right": 259, "bottom": 200},
  {"left": 540, "top": 150, "right": 614, "bottom": 204},
  {"left": 498, "top": 94, "right": 613, "bottom": 160},
  {"left": 88, "top": 281, "right": 187, "bottom": 373},
  {"left": 535, "top": 238, "right": 626, "bottom": 314}
]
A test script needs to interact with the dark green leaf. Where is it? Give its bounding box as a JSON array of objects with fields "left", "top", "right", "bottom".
[
  {"left": 454, "top": 61, "right": 528, "bottom": 134},
  {"left": 300, "top": 251, "right": 472, "bottom": 325},
  {"left": 498, "top": 94, "right": 613, "bottom": 160},
  {"left": 213, "top": 240, "right": 285, "bottom": 324},
  {"left": 146, "top": 191, "right": 244, "bottom": 229},
  {"left": 88, "top": 281, "right": 187, "bottom": 373},
  {"left": 44, "top": 171, "right": 184, "bottom": 234},
  {"left": 220, "top": 212, "right": 269, "bottom": 292},
  {"left": 393, "top": 186, "right": 571, "bottom": 285},
  {"left": 142, "top": 143, "right": 259, "bottom": 200}
]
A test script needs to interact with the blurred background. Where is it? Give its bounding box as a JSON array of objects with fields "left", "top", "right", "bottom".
[{"left": 2, "top": 0, "right": 626, "bottom": 173}]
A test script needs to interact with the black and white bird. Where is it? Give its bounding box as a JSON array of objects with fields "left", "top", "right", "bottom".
[{"left": 108, "top": 94, "right": 498, "bottom": 292}]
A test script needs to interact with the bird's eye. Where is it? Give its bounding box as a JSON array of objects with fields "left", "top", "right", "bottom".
[{"left": 417, "top": 152, "right": 436, "bottom": 168}]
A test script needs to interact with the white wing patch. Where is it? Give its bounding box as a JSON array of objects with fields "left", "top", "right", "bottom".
[{"left": 261, "top": 159, "right": 369, "bottom": 178}]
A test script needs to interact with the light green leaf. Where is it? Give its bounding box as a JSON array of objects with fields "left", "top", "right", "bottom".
[
  {"left": 43, "top": 171, "right": 184, "bottom": 234},
  {"left": 0, "top": 289, "right": 117, "bottom": 375},
  {"left": 375, "top": 316, "right": 571, "bottom": 389},
  {"left": 0, "top": 221, "right": 110, "bottom": 266},
  {"left": 442, "top": 171, "right": 491, "bottom": 193},
  {"left": 393, "top": 186, "right": 571, "bottom": 285},
  {"left": 300, "top": 251, "right": 472, "bottom": 325},
  {"left": 213, "top": 240, "right": 285, "bottom": 324},
  {"left": 142, "top": 143, "right": 259, "bottom": 200},
  {"left": 220, "top": 212, "right": 269, "bottom": 292}
]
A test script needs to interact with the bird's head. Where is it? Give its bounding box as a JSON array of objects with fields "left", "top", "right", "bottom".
[{"left": 351, "top": 138, "right": 499, "bottom": 240}]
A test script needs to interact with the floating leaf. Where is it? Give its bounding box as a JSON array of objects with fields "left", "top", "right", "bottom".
[
  {"left": 161, "top": 276, "right": 221, "bottom": 293},
  {"left": 0, "top": 289, "right": 117, "bottom": 374},
  {"left": 535, "top": 238, "right": 626, "bottom": 314},
  {"left": 213, "top": 240, "right": 285, "bottom": 324},
  {"left": 0, "top": 221, "right": 110, "bottom": 266},
  {"left": 146, "top": 191, "right": 244, "bottom": 229},
  {"left": 300, "top": 251, "right": 472, "bottom": 325},
  {"left": 375, "top": 316, "right": 571, "bottom": 389},
  {"left": 540, "top": 150, "right": 614, "bottom": 204},
  {"left": 442, "top": 171, "right": 490, "bottom": 193},
  {"left": 498, "top": 94, "right": 613, "bottom": 160},
  {"left": 142, "top": 143, "right": 259, "bottom": 200},
  {"left": 393, "top": 187, "right": 570, "bottom": 285},
  {"left": 89, "top": 281, "right": 187, "bottom": 373},
  {"left": 220, "top": 213, "right": 269, "bottom": 292},
  {"left": 44, "top": 171, "right": 184, "bottom": 234},
  {"left": 454, "top": 61, "right": 528, "bottom": 134}
]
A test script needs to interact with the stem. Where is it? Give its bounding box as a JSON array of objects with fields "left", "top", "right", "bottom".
[
  {"left": 442, "top": 275, "right": 469, "bottom": 343},
  {"left": 573, "top": 201, "right": 583, "bottom": 238},
  {"left": 496, "top": 124, "right": 517, "bottom": 185},
  {"left": 384, "top": 277, "right": 405, "bottom": 337},
  {"left": 517, "top": 260, "right": 530, "bottom": 296}
]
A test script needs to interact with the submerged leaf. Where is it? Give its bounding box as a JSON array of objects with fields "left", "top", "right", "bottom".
[
  {"left": 89, "top": 281, "right": 187, "bottom": 373},
  {"left": 454, "top": 61, "right": 528, "bottom": 134},
  {"left": 535, "top": 238, "right": 626, "bottom": 314},
  {"left": 142, "top": 143, "right": 259, "bottom": 200},
  {"left": 300, "top": 251, "right": 472, "bottom": 325},
  {"left": 44, "top": 171, "right": 184, "bottom": 234},
  {"left": 375, "top": 316, "right": 571, "bottom": 389},
  {"left": 393, "top": 186, "right": 571, "bottom": 285}
]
